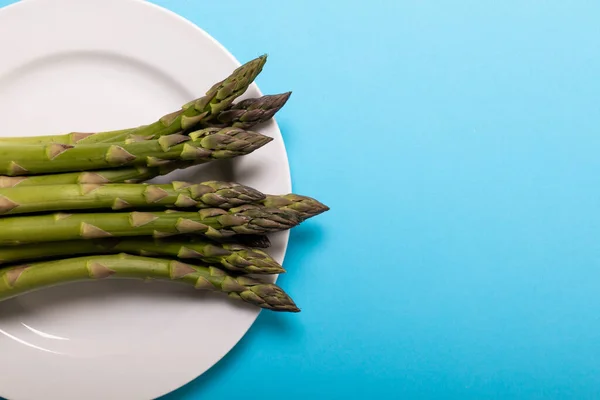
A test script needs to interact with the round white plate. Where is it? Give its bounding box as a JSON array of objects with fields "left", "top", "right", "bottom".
[{"left": 0, "top": 0, "right": 291, "bottom": 399}]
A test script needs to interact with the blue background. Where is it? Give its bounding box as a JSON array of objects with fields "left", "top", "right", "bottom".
[{"left": 4, "top": 0, "right": 600, "bottom": 399}]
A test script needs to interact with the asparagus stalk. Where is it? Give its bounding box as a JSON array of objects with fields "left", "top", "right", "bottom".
[
  {"left": 85, "top": 55, "right": 268, "bottom": 143},
  {"left": 0, "top": 181, "right": 265, "bottom": 215},
  {"left": 0, "top": 237, "right": 284, "bottom": 274},
  {"left": 0, "top": 128, "right": 133, "bottom": 146},
  {"left": 0, "top": 56, "right": 267, "bottom": 146},
  {"left": 0, "top": 91, "right": 290, "bottom": 147},
  {"left": 0, "top": 127, "right": 271, "bottom": 176},
  {"left": 0, "top": 179, "right": 330, "bottom": 221},
  {"left": 0, "top": 254, "right": 299, "bottom": 312},
  {"left": 0, "top": 166, "right": 158, "bottom": 188},
  {"left": 0, "top": 205, "right": 301, "bottom": 245},
  {"left": 0, "top": 161, "right": 198, "bottom": 188}
]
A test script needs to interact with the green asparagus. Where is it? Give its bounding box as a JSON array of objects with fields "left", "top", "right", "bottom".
[
  {"left": 0, "top": 178, "right": 329, "bottom": 221},
  {"left": 0, "top": 205, "right": 301, "bottom": 245},
  {"left": 0, "top": 181, "right": 265, "bottom": 215},
  {"left": 0, "top": 128, "right": 133, "bottom": 146},
  {"left": 0, "top": 56, "right": 267, "bottom": 146},
  {"left": 0, "top": 90, "right": 289, "bottom": 147},
  {"left": 0, "top": 237, "right": 284, "bottom": 274},
  {"left": 0, "top": 253, "right": 299, "bottom": 312},
  {"left": 0, "top": 127, "right": 271, "bottom": 176},
  {"left": 82, "top": 55, "right": 267, "bottom": 143},
  {"left": 0, "top": 166, "right": 157, "bottom": 188},
  {"left": 0, "top": 161, "right": 198, "bottom": 188}
]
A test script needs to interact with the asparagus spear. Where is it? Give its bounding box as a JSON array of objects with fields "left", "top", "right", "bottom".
[
  {"left": 0, "top": 181, "right": 265, "bottom": 215},
  {"left": 0, "top": 181, "right": 328, "bottom": 218},
  {"left": 0, "top": 91, "right": 290, "bottom": 147},
  {"left": 0, "top": 253, "right": 299, "bottom": 312},
  {"left": 0, "top": 128, "right": 133, "bottom": 146},
  {"left": 0, "top": 127, "right": 271, "bottom": 176},
  {"left": 86, "top": 55, "right": 268, "bottom": 143},
  {"left": 0, "top": 237, "right": 284, "bottom": 274},
  {"left": 0, "top": 178, "right": 330, "bottom": 221},
  {"left": 0, "top": 56, "right": 268, "bottom": 146},
  {"left": 0, "top": 166, "right": 158, "bottom": 188},
  {"left": 0, "top": 205, "right": 301, "bottom": 245},
  {"left": 0, "top": 160, "right": 198, "bottom": 188}
]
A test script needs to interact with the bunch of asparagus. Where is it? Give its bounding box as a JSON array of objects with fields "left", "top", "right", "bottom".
[{"left": 0, "top": 55, "right": 328, "bottom": 313}]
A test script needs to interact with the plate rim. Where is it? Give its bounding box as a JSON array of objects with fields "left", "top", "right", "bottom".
[{"left": 0, "top": 0, "right": 292, "bottom": 398}]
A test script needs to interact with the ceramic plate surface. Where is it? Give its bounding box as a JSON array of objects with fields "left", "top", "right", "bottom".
[{"left": 0, "top": 0, "right": 290, "bottom": 399}]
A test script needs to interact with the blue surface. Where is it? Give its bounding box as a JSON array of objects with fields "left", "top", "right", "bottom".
[{"left": 3, "top": 0, "right": 600, "bottom": 398}]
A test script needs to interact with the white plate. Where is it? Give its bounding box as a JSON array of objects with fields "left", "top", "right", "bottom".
[{"left": 0, "top": 0, "right": 291, "bottom": 399}]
